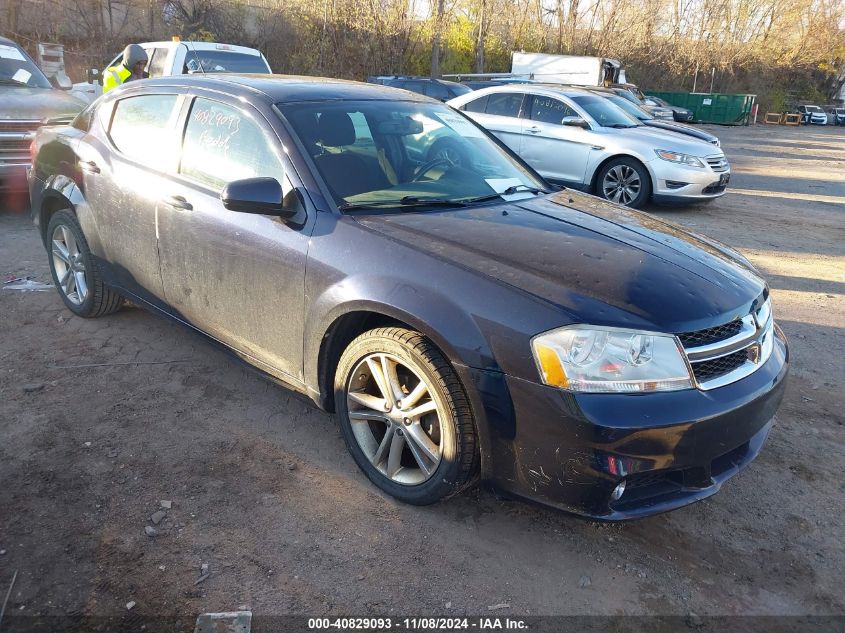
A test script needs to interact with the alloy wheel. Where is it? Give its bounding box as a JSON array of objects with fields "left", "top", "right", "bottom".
[
  {"left": 602, "top": 164, "right": 642, "bottom": 205},
  {"left": 51, "top": 225, "right": 88, "bottom": 305},
  {"left": 346, "top": 353, "right": 443, "bottom": 485}
]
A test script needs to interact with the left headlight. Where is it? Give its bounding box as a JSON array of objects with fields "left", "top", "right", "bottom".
[
  {"left": 531, "top": 325, "right": 693, "bottom": 393},
  {"left": 654, "top": 149, "right": 706, "bottom": 168}
]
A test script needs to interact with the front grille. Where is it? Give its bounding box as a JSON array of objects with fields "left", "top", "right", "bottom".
[
  {"left": 702, "top": 183, "right": 727, "bottom": 195},
  {"left": 0, "top": 119, "right": 40, "bottom": 133},
  {"left": 689, "top": 348, "right": 748, "bottom": 382},
  {"left": 0, "top": 138, "right": 31, "bottom": 165},
  {"left": 705, "top": 155, "right": 729, "bottom": 172},
  {"left": 678, "top": 319, "right": 742, "bottom": 347},
  {"left": 678, "top": 298, "right": 774, "bottom": 390}
]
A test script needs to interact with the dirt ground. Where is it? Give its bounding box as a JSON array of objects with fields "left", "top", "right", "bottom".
[{"left": 1, "top": 123, "right": 843, "bottom": 626}]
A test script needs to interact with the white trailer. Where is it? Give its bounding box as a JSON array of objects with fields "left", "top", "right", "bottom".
[{"left": 510, "top": 52, "right": 625, "bottom": 86}]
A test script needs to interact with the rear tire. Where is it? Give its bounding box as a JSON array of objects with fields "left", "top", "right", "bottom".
[
  {"left": 596, "top": 158, "right": 652, "bottom": 208},
  {"left": 46, "top": 209, "right": 122, "bottom": 318},
  {"left": 335, "top": 327, "right": 478, "bottom": 505}
]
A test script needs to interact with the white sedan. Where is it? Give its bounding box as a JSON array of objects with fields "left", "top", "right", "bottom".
[{"left": 447, "top": 85, "right": 730, "bottom": 208}]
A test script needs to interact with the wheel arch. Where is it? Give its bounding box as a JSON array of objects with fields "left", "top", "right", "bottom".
[
  {"left": 314, "top": 304, "right": 499, "bottom": 480},
  {"left": 589, "top": 153, "right": 655, "bottom": 196},
  {"left": 313, "top": 304, "right": 470, "bottom": 414}
]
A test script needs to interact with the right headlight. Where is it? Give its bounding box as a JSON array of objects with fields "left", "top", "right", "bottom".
[
  {"left": 654, "top": 149, "right": 706, "bottom": 168},
  {"left": 531, "top": 325, "right": 693, "bottom": 393}
]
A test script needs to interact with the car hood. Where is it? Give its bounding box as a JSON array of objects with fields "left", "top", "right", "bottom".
[
  {"left": 353, "top": 190, "right": 764, "bottom": 333},
  {"left": 623, "top": 125, "right": 720, "bottom": 155},
  {"left": 0, "top": 87, "right": 86, "bottom": 120},
  {"left": 645, "top": 120, "right": 718, "bottom": 143}
]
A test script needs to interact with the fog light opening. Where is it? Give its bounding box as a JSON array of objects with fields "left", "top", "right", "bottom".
[{"left": 611, "top": 480, "right": 626, "bottom": 501}]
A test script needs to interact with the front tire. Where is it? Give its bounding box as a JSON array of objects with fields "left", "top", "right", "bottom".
[
  {"left": 596, "top": 158, "right": 652, "bottom": 208},
  {"left": 46, "top": 209, "right": 122, "bottom": 318},
  {"left": 335, "top": 327, "right": 478, "bottom": 505}
]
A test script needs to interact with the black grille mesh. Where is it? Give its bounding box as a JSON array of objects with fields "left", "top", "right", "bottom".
[
  {"left": 690, "top": 348, "right": 748, "bottom": 382},
  {"left": 678, "top": 320, "right": 743, "bottom": 348}
]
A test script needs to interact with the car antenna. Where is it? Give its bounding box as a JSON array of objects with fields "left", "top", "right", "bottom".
[{"left": 186, "top": 39, "right": 205, "bottom": 74}]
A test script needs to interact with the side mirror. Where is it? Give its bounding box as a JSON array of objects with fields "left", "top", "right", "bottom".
[
  {"left": 221, "top": 177, "right": 295, "bottom": 218},
  {"left": 561, "top": 116, "right": 589, "bottom": 129},
  {"left": 87, "top": 68, "right": 101, "bottom": 85}
]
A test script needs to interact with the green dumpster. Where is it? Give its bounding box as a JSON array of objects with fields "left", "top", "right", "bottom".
[{"left": 646, "top": 92, "right": 756, "bottom": 125}]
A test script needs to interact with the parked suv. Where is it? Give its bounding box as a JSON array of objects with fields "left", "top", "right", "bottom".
[
  {"left": 0, "top": 36, "right": 86, "bottom": 204},
  {"left": 366, "top": 75, "right": 472, "bottom": 101},
  {"left": 796, "top": 104, "right": 827, "bottom": 125},
  {"left": 448, "top": 85, "right": 730, "bottom": 207},
  {"left": 29, "top": 75, "right": 787, "bottom": 519},
  {"left": 825, "top": 106, "right": 845, "bottom": 126}
]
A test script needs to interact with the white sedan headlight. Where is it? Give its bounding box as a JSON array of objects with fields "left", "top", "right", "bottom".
[
  {"left": 654, "top": 149, "right": 706, "bottom": 168},
  {"left": 531, "top": 326, "right": 693, "bottom": 393}
]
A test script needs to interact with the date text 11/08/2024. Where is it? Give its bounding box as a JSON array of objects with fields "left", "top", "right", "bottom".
[{"left": 308, "top": 617, "right": 529, "bottom": 630}]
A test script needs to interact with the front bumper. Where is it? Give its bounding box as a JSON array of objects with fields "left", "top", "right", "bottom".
[
  {"left": 649, "top": 158, "right": 731, "bottom": 203},
  {"left": 471, "top": 327, "right": 788, "bottom": 520}
]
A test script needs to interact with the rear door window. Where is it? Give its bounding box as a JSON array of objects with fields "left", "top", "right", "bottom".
[
  {"left": 484, "top": 93, "right": 525, "bottom": 118},
  {"left": 179, "top": 97, "right": 284, "bottom": 190},
  {"left": 461, "top": 95, "right": 489, "bottom": 113},
  {"left": 108, "top": 94, "right": 181, "bottom": 166}
]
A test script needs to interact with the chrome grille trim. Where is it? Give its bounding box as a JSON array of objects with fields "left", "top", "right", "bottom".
[
  {"left": 705, "top": 154, "right": 729, "bottom": 172},
  {"left": 0, "top": 119, "right": 41, "bottom": 133},
  {"left": 681, "top": 299, "right": 773, "bottom": 390}
]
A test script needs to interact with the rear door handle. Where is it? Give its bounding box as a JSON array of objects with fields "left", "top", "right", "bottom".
[
  {"left": 161, "top": 195, "right": 193, "bottom": 211},
  {"left": 79, "top": 160, "right": 100, "bottom": 174}
]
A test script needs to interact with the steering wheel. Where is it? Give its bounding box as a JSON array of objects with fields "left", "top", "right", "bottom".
[{"left": 412, "top": 158, "right": 454, "bottom": 182}]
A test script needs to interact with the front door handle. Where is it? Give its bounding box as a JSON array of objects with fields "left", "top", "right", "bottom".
[
  {"left": 79, "top": 160, "right": 100, "bottom": 174},
  {"left": 526, "top": 125, "right": 542, "bottom": 134},
  {"left": 161, "top": 195, "right": 193, "bottom": 211}
]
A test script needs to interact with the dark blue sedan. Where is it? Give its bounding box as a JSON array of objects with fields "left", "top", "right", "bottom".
[{"left": 28, "top": 75, "right": 788, "bottom": 519}]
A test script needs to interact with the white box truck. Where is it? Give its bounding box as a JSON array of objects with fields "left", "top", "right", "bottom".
[{"left": 510, "top": 52, "right": 625, "bottom": 86}]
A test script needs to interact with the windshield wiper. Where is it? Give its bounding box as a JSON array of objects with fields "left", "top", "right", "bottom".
[
  {"left": 0, "top": 78, "right": 30, "bottom": 86},
  {"left": 460, "top": 184, "right": 550, "bottom": 205},
  {"left": 607, "top": 123, "right": 638, "bottom": 129},
  {"left": 338, "top": 196, "right": 468, "bottom": 212}
]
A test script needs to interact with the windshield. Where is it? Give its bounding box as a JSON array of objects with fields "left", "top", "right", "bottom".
[
  {"left": 572, "top": 95, "right": 641, "bottom": 128},
  {"left": 805, "top": 106, "right": 822, "bottom": 112},
  {"left": 604, "top": 95, "right": 651, "bottom": 121},
  {"left": 278, "top": 100, "right": 547, "bottom": 209},
  {"left": 184, "top": 50, "right": 269, "bottom": 74},
  {"left": 0, "top": 42, "right": 51, "bottom": 88}
]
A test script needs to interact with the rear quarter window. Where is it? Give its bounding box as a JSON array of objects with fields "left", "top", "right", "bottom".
[
  {"left": 484, "top": 93, "right": 524, "bottom": 118},
  {"left": 108, "top": 95, "right": 181, "bottom": 166}
]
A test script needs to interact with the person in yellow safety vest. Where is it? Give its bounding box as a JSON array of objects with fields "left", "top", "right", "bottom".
[{"left": 103, "top": 44, "right": 149, "bottom": 93}]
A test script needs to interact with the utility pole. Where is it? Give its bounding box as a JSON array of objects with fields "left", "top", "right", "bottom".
[
  {"left": 475, "top": 0, "right": 486, "bottom": 73},
  {"left": 430, "top": 0, "right": 445, "bottom": 78}
]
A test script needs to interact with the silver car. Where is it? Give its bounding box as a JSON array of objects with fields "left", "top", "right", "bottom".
[{"left": 447, "top": 85, "right": 731, "bottom": 208}]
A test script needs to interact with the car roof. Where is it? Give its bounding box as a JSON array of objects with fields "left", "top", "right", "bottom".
[
  {"left": 123, "top": 74, "right": 438, "bottom": 104},
  {"left": 457, "top": 83, "right": 598, "bottom": 99}
]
